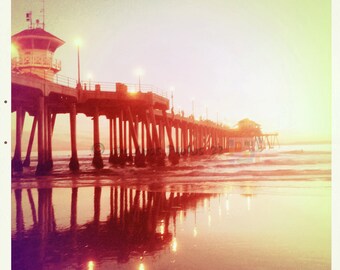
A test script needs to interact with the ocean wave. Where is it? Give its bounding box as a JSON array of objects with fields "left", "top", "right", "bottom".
[{"left": 280, "top": 150, "right": 331, "bottom": 155}]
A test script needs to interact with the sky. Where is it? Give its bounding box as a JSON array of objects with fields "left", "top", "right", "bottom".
[{"left": 11, "top": 0, "right": 331, "bottom": 149}]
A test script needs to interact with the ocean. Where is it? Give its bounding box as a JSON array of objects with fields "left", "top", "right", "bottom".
[{"left": 11, "top": 144, "right": 331, "bottom": 270}]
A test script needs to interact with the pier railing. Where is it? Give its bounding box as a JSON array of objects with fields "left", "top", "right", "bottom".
[
  {"left": 11, "top": 71, "right": 168, "bottom": 97},
  {"left": 12, "top": 56, "right": 61, "bottom": 72},
  {"left": 54, "top": 74, "right": 168, "bottom": 97}
]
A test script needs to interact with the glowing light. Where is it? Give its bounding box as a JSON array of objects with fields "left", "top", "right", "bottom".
[
  {"left": 159, "top": 220, "right": 165, "bottom": 235},
  {"left": 134, "top": 67, "right": 145, "bottom": 77},
  {"left": 208, "top": 214, "right": 211, "bottom": 227},
  {"left": 11, "top": 43, "right": 19, "bottom": 58},
  {"left": 193, "top": 227, "right": 198, "bottom": 237},
  {"left": 88, "top": 261, "right": 94, "bottom": 270},
  {"left": 179, "top": 210, "right": 183, "bottom": 224},
  {"left": 74, "top": 38, "right": 82, "bottom": 47},
  {"left": 129, "top": 85, "right": 137, "bottom": 93},
  {"left": 226, "top": 199, "right": 230, "bottom": 213},
  {"left": 204, "top": 199, "right": 208, "bottom": 211},
  {"left": 171, "top": 237, "right": 177, "bottom": 252},
  {"left": 219, "top": 206, "right": 222, "bottom": 217},
  {"left": 247, "top": 196, "right": 251, "bottom": 211},
  {"left": 139, "top": 263, "right": 145, "bottom": 270}
]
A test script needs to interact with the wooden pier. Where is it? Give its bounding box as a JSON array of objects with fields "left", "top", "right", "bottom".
[
  {"left": 11, "top": 72, "right": 278, "bottom": 175},
  {"left": 11, "top": 25, "right": 279, "bottom": 175}
]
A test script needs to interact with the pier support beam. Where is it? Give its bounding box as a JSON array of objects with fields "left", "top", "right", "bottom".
[
  {"left": 175, "top": 123, "right": 179, "bottom": 154},
  {"left": 144, "top": 112, "right": 155, "bottom": 164},
  {"left": 162, "top": 110, "right": 179, "bottom": 165},
  {"left": 124, "top": 118, "right": 128, "bottom": 160},
  {"left": 36, "top": 97, "right": 51, "bottom": 175},
  {"left": 109, "top": 117, "right": 120, "bottom": 164},
  {"left": 194, "top": 125, "right": 198, "bottom": 154},
  {"left": 51, "top": 114, "right": 57, "bottom": 133},
  {"left": 109, "top": 118, "right": 114, "bottom": 163},
  {"left": 183, "top": 124, "right": 188, "bottom": 156},
  {"left": 109, "top": 117, "right": 119, "bottom": 164},
  {"left": 118, "top": 109, "right": 126, "bottom": 165},
  {"left": 12, "top": 107, "right": 25, "bottom": 172},
  {"left": 141, "top": 117, "right": 145, "bottom": 156},
  {"left": 23, "top": 116, "right": 37, "bottom": 167},
  {"left": 92, "top": 106, "right": 103, "bottom": 169},
  {"left": 36, "top": 97, "right": 45, "bottom": 174},
  {"left": 189, "top": 125, "right": 193, "bottom": 155},
  {"left": 149, "top": 107, "right": 165, "bottom": 166},
  {"left": 69, "top": 103, "right": 79, "bottom": 171},
  {"left": 127, "top": 107, "right": 145, "bottom": 167},
  {"left": 113, "top": 116, "right": 119, "bottom": 163},
  {"left": 45, "top": 107, "right": 53, "bottom": 171},
  {"left": 127, "top": 119, "right": 133, "bottom": 163}
]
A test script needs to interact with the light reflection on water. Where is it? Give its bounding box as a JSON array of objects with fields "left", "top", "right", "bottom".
[
  {"left": 12, "top": 183, "right": 330, "bottom": 270},
  {"left": 12, "top": 145, "right": 331, "bottom": 269}
]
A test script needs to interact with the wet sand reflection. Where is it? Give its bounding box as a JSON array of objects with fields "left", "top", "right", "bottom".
[{"left": 12, "top": 185, "right": 215, "bottom": 269}]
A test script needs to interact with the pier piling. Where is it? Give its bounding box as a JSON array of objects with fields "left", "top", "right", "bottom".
[
  {"left": 23, "top": 116, "right": 37, "bottom": 167},
  {"left": 12, "top": 107, "right": 25, "bottom": 172},
  {"left": 92, "top": 106, "right": 104, "bottom": 169},
  {"left": 69, "top": 103, "right": 79, "bottom": 171}
]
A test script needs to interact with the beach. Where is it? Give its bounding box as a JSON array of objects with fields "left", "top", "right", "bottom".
[{"left": 11, "top": 144, "right": 331, "bottom": 269}]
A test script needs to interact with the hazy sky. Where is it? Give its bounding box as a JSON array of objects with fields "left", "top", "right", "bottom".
[{"left": 12, "top": 0, "right": 331, "bottom": 147}]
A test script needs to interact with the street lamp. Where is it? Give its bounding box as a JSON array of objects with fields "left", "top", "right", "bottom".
[
  {"left": 170, "top": 86, "right": 175, "bottom": 112},
  {"left": 135, "top": 68, "right": 144, "bottom": 92},
  {"left": 74, "top": 38, "right": 82, "bottom": 89}
]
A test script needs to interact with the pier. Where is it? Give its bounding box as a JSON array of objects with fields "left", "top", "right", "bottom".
[{"left": 11, "top": 25, "right": 278, "bottom": 175}]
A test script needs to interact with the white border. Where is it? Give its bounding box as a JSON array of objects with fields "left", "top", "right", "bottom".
[
  {"left": 332, "top": 0, "right": 340, "bottom": 269},
  {"left": 0, "top": 0, "right": 11, "bottom": 269}
]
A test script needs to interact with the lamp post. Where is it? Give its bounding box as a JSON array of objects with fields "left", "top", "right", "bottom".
[
  {"left": 170, "top": 87, "right": 175, "bottom": 112},
  {"left": 138, "top": 74, "right": 141, "bottom": 92},
  {"left": 75, "top": 39, "right": 82, "bottom": 89},
  {"left": 135, "top": 68, "right": 144, "bottom": 92}
]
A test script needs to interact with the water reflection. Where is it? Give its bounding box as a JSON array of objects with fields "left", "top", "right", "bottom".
[
  {"left": 12, "top": 186, "right": 216, "bottom": 269},
  {"left": 12, "top": 183, "right": 331, "bottom": 270}
]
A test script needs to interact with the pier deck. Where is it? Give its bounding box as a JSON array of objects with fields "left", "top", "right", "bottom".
[{"left": 12, "top": 72, "right": 278, "bottom": 175}]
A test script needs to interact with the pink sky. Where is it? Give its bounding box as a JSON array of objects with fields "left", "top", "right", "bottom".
[{"left": 11, "top": 0, "right": 331, "bottom": 149}]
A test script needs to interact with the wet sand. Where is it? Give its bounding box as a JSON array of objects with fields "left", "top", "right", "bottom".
[{"left": 11, "top": 145, "right": 331, "bottom": 269}]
